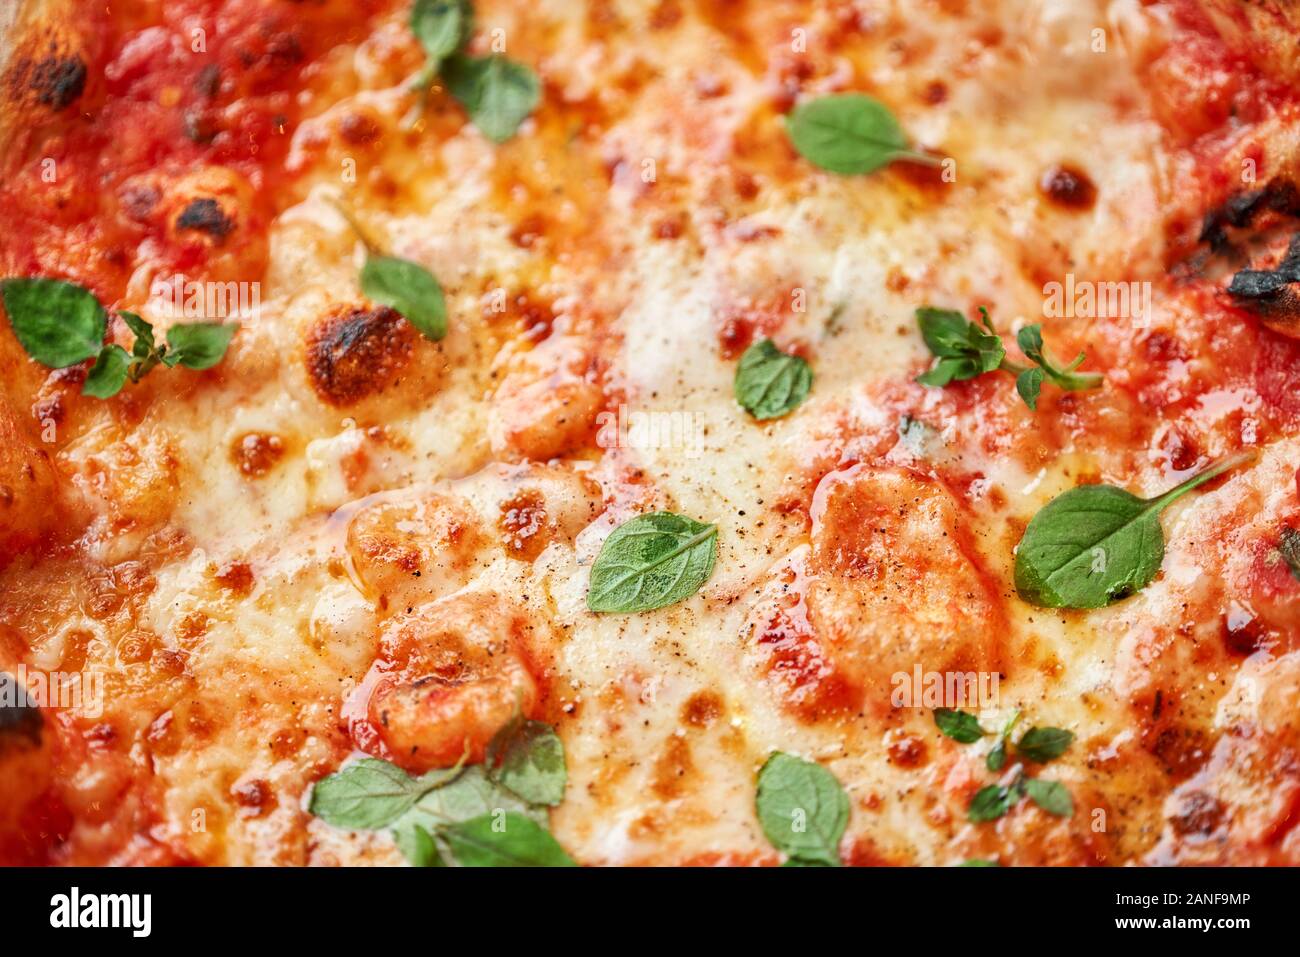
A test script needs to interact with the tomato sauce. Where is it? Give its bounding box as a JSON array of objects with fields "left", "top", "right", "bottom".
[{"left": 0, "top": 0, "right": 394, "bottom": 303}]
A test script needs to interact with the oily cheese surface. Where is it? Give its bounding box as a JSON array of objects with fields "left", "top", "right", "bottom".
[{"left": 0, "top": 0, "right": 1298, "bottom": 866}]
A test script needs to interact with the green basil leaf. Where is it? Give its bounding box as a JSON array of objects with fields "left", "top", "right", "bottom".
[
  {"left": 1016, "top": 366, "right": 1043, "bottom": 410},
  {"left": 119, "top": 310, "right": 155, "bottom": 358},
  {"left": 986, "top": 738, "right": 1007, "bottom": 772},
  {"left": 958, "top": 859, "right": 1000, "bottom": 867},
  {"left": 1, "top": 277, "right": 106, "bottom": 368},
  {"left": 486, "top": 718, "right": 566, "bottom": 806},
  {"left": 915, "top": 355, "right": 971, "bottom": 387},
  {"left": 82, "top": 344, "right": 131, "bottom": 399},
  {"left": 1014, "top": 452, "right": 1256, "bottom": 609},
  {"left": 360, "top": 254, "right": 447, "bottom": 341},
  {"left": 784, "top": 93, "right": 913, "bottom": 175},
  {"left": 441, "top": 812, "right": 576, "bottom": 867},
  {"left": 967, "top": 782, "right": 1019, "bottom": 823},
  {"left": 734, "top": 338, "right": 812, "bottom": 420},
  {"left": 1016, "top": 726, "right": 1074, "bottom": 763},
  {"left": 586, "top": 511, "right": 717, "bottom": 613},
  {"left": 395, "top": 765, "right": 543, "bottom": 833},
  {"left": 934, "top": 708, "right": 985, "bottom": 744},
  {"left": 916, "top": 307, "right": 979, "bottom": 357},
  {"left": 1016, "top": 322, "right": 1101, "bottom": 393},
  {"left": 1022, "top": 778, "right": 1073, "bottom": 817},
  {"left": 755, "top": 752, "right": 849, "bottom": 866},
  {"left": 308, "top": 758, "right": 428, "bottom": 830},
  {"left": 391, "top": 820, "right": 445, "bottom": 867},
  {"left": 166, "top": 322, "right": 236, "bottom": 370},
  {"left": 914, "top": 306, "right": 1004, "bottom": 386},
  {"left": 443, "top": 53, "right": 540, "bottom": 144},
  {"left": 1016, "top": 324, "right": 1045, "bottom": 364},
  {"left": 411, "top": 0, "right": 471, "bottom": 70},
  {"left": 1279, "top": 526, "right": 1300, "bottom": 582}
]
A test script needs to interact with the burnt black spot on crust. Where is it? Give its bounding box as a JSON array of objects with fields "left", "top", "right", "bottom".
[
  {"left": 0, "top": 672, "right": 42, "bottom": 746},
  {"left": 305, "top": 305, "right": 415, "bottom": 406},
  {"left": 30, "top": 54, "right": 86, "bottom": 111},
  {"left": 176, "top": 198, "right": 234, "bottom": 241},
  {"left": 1227, "top": 231, "right": 1300, "bottom": 325},
  {"left": 1200, "top": 179, "right": 1300, "bottom": 254}
]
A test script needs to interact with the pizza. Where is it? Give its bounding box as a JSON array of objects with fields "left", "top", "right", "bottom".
[{"left": 0, "top": 0, "right": 1298, "bottom": 867}]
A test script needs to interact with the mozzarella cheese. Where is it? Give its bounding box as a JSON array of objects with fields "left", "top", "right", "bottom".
[{"left": 1, "top": 0, "right": 1298, "bottom": 866}]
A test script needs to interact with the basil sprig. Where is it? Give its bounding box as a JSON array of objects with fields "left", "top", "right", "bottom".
[
  {"left": 331, "top": 202, "right": 447, "bottom": 342},
  {"left": 1012, "top": 324, "right": 1103, "bottom": 410},
  {"left": 936, "top": 709, "right": 1074, "bottom": 774},
  {"left": 969, "top": 772, "right": 1074, "bottom": 823},
  {"left": 733, "top": 338, "right": 812, "bottom": 420},
  {"left": 755, "top": 752, "right": 850, "bottom": 866},
  {"left": 914, "top": 306, "right": 1101, "bottom": 410},
  {"left": 586, "top": 512, "right": 718, "bottom": 613},
  {"left": 785, "top": 93, "right": 936, "bottom": 175},
  {"left": 915, "top": 306, "right": 1003, "bottom": 386},
  {"left": 1015, "top": 451, "right": 1258, "bottom": 608},
  {"left": 309, "top": 719, "right": 573, "bottom": 866},
  {"left": 407, "top": 0, "right": 539, "bottom": 142},
  {"left": 1, "top": 277, "right": 235, "bottom": 398}
]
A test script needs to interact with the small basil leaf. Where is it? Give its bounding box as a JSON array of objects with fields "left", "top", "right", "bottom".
[
  {"left": 442, "top": 53, "right": 540, "bottom": 144},
  {"left": 755, "top": 752, "right": 849, "bottom": 866},
  {"left": 986, "top": 738, "right": 1007, "bottom": 772},
  {"left": 586, "top": 512, "right": 718, "bottom": 613},
  {"left": 441, "top": 812, "right": 576, "bottom": 867},
  {"left": 360, "top": 254, "right": 447, "bottom": 341},
  {"left": 958, "top": 859, "right": 1000, "bottom": 867},
  {"left": 391, "top": 820, "right": 445, "bottom": 867},
  {"left": 82, "top": 344, "right": 131, "bottom": 399},
  {"left": 308, "top": 758, "right": 428, "bottom": 830},
  {"left": 1016, "top": 367, "right": 1043, "bottom": 410},
  {"left": 1023, "top": 778, "right": 1073, "bottom": 817},
  {"left": 734, "top": 338, "right": 812, "bottom": 420},
  {"left": 967, "top": 782, "right": 1019, "bottom": 823},
  {"left": 1, "top": 277, "right": 106, "bottom": 368},
  {"left": 410, "top": 0, "right": 471, "bottom": 70},
  {"left": 119, "top": 310, "right": 155, "bottom": 357},
  {"left": 486, "top": 718, "right": 566, "bottom": 806},
  {"left": 1016, "top": 324, "right": 1045, "bottom": 364},
  {"left": 166, "top": 322, "right": 236, "bottom": 370},
  {"left": 784, "top": 93, "right": 913, "bottom": 175},
  {"left": 1279, "top": 526, "right": 1300, "bottom": 582},
  {"left": 1016, "top": 726, "right": 1074, "bottom": 763},
  {"left": 934, "top": 708, "right": 985, "bottom": 744},
  {"left": 916, "top": 307, "right": 977, "bottom": 357},
  {"left": 1014, "top": 452, "right": 1256, "bottom": 609},
  {"left": 1016, "top": 322, "right": 1101, "bottom": 393},
  {"left": 914, "top": 355, "right": 970, "bottom": 387}
]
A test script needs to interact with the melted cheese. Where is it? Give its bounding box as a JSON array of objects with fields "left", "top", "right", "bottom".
[{"left": 1, "top": 0, "right": 1299, "bottom": 866}]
